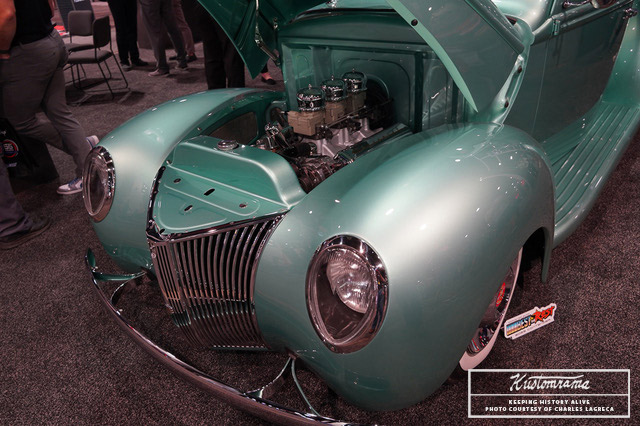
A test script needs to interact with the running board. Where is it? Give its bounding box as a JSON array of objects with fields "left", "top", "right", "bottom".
[{"left": 542, "top": 101, "right": 640, "bottom": 246}]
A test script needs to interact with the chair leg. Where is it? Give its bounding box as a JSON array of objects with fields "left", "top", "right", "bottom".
[
  {"left": 112, "top": 57, "right": 129, "bottom": 89},
  {"left": 69, "top": 63, "right": 82, "bottom": 90},
  {"left": 103, "top": 59, "right": 114, "bottom": 80},
  {"left": 96, "top": 62, "right": 115, "bottom": 99},
  {"left": 70, "top": 64, "right": 88, "bottom": 90}
]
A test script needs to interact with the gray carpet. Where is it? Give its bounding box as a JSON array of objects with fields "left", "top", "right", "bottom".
[{"left": 1, "top": 41, "right": 638, "bottom": 425}]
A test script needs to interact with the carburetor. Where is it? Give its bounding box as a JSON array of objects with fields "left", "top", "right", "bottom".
[{"left": 287, "top": 70, "right": 368, "bottom": 138}]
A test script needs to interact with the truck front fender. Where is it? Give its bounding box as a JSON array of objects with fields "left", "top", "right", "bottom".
[{"left": 255, "top": 123, "right": 554, "bottom": 410}]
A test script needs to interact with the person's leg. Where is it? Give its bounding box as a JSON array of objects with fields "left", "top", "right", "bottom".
[
  {"left": 159, "top": 0, "right": 187, "bottom": 67},
  {"left": 0, "top": 161, "right": 32, "bottom": 238},
  {"left": 124, "top": 0, "right": 142, "bottom": 63},
  {"left": 224, "top": 36, "right": 245, "bottom": 88},
  {"left": 0, "top": 160, "right": 50, "bottom": 248},
  {"left": 0, "top": 36, "right": 66, "bottom": 158},
  {"left": 107, "top": 0, "right": 130, "bottom": 64},
  {"left": 41, "top": 32, "right": 92, "bottom": 178},
  {"left": 139, "top": 0, "right": 170, "bottom": 73},
  {"left": 172, "top": 0, "right": 195, "bottom": 57},
  {"left": 196, "top": 9, "right": 223, "bottom": 89}
]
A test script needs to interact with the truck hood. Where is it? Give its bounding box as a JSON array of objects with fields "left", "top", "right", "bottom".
[{"left": 198, "top": 0, "right": 526, "bottom": 113}]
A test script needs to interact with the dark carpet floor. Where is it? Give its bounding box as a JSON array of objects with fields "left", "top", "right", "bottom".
[{"left": 1, "top": 36, "right": 638, "bottom": 425}]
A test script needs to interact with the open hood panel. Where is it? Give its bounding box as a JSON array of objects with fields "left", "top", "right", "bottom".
[
  {"left": 197, "top": 0, "right": 325, "bottom": 77},
  {"left": 198, "top": 0, "right": 525, "bottom": 111}
]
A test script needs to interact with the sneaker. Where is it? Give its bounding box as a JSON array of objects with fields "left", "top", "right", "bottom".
[
  {"left": 176, "top": 62, "right": 188, "bottom": 70},
  {"left": 57, "top": 177, "right": 83, "bottom": 195},
  {"left": 187, "top": 54, "right": 197, "bottom": 63},
  {"left": 0, "top": 216, "right": 50, "bottom": 250},
  {"left": 131, "top": 58, "right": 149, "bottom": 67},
  {"left": 86, "top": 135, "right": 99, "bottom": 149},
  {"left": 148, "top": 69, "right": 169, "bottom": 77},
  {"left": 121, "top": 62, "right": 132, "bottom": 71}
]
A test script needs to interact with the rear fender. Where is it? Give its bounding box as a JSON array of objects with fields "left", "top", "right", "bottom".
[{"left": 254, "top": 123, "right": 554, "bottom": 410}]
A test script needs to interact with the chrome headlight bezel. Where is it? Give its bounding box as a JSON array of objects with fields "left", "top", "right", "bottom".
[
  {"left": 82, "top": 146, "right": 115, "bottom": 222},
  {"left": 306, "top": 235, "right": 388, "bottom": 353}
]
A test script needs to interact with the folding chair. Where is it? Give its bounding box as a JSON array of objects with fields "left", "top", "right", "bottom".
[
  {"left": 67, "top": 15, "right": 129, "bottom": 100},
  {"left": 65, "top": 10, "right": 94, "bottom": 53}
]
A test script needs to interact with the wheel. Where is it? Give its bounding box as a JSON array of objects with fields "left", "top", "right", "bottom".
[{"left": 459, "top": 248, "right": 522, "bottom": 370}]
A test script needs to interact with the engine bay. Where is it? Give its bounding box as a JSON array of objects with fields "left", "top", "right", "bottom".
[{"left": 254, "top": 70, "right": 393, "bottom": 192}]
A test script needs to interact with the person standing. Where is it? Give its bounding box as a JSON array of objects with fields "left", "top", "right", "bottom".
[
  {"left": 194, "top": 2, "right": 244, "bottom": 89},
  {"left": 138, "top": 0, "right": 188, "bottom": 76},
  {"left": 106, "top": 0, "right": 149, "bottom": 70},
  {"left": 0, "top": 0, "right": 98, "bottom": 195},
  {"left": 0, "top": 0, "right": 50, "bottom": 249},
  {"left": 170, "top": 0, "right": 196, "bottom": 62}
]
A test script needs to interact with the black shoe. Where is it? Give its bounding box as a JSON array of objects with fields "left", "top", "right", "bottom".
[
  {"left": 261, "top": 74, "right": 277, "bottom": 85},
  {"left": 131, "top": 58, "right": 149, "bottom": 67},
  {"left": 121, "top": 62, "right": 132, "bottom": 71},
  {"left": 187, "top": 54, "right": 197, "bottom": 63},
  {"left": 169, "top": 55, "right": 178, "bottom": 61},
  {"left": 0, "top": 216, "right": 50, "bottom": 250}
]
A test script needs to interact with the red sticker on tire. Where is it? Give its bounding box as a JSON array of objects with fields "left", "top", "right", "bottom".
[{"left": 495, "top": 282, "right": 506, "bottom": 307}]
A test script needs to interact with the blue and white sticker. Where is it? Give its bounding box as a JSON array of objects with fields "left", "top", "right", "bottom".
[{"left": 504, "top": 303, "right": 557, "bottom": 340}]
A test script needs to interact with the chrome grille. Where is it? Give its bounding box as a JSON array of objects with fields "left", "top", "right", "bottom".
[{"left": 149, "top": 215, "right": 282, "bottom": 349}]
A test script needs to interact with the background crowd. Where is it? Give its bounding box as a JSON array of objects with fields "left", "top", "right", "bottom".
[{"left": 0, "top": 0, "right": 276, "bottom": 249}]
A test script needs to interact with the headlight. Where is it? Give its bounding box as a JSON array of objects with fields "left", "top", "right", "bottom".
[
  {"left": 82, "top": 146, "right": 115, "bottom": 222},
  {"left": 306, "top": 235, "right": 388, "bottom": 353}
]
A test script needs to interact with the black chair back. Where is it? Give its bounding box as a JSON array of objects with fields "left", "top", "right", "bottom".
[
  {"left": 66, "top": 14, "right": 129, "bottom": 101},
  {"left": 68, "top": 10, "right": 94, "bottom": 37},
  {"left": 92, "top": 16, "right": 111, "bottom": 50}
]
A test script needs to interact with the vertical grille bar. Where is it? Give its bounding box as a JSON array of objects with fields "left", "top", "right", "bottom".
[{"left": 148, "top": 215, "right": 283, "bottom": 349}]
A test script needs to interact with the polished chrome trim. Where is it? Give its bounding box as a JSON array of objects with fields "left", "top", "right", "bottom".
[
  {"left": 306, "top": 235, "right": 389, "bottom": 354},
  {"left": 146, "top": 165, "right": 166, "bottom": 240},
  {"left": 85, "top": 250, "right": 346, "bottom": 425},
  {"left": 83, "top": 146, "right": 115, "bottom": 222},
  {"left": 563, "top": 0, "right": 617, "bottom": 9},
  {"left": 459, "top": 248, "right": 522, "bottom": 371},
  {"left": 254, "top": 0, "right": 281, "bottom": 66},
  {"left": 562, "top": 0, "right": 591, "bottom": 8},
  {"left": 148, "top": 214, "right": 284, "bottom": 349}
]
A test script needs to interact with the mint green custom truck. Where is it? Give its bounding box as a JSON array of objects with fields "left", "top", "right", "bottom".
[{"left": 84, "top": 0, "right": 640, "bottom": 423}]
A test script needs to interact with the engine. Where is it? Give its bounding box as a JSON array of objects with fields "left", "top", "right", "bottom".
[{"left": 254, "top": 70, "right": 392, "bottom": 192}]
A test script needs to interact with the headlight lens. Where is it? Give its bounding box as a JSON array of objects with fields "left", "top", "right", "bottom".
[
  {"left": 326, "top": 248, "right": 373, "bottom": 313},
  {"left": 82, "top": 146, "right": 115, "bottom": 222},
  {"left": 306, "top": 235, "right": 388, "bottom": 353}
]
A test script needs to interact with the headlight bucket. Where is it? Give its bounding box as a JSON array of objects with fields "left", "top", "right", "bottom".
[
  {"left": 82, "top": 146, "right": 115, "bottom": 222},
  {"left": 306, "top": 235, "right": 388, "bottom": 353}
]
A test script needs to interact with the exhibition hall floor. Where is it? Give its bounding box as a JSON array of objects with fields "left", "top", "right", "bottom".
[{"left": 2, "top": 42, "right": 638, "bottom": 425}]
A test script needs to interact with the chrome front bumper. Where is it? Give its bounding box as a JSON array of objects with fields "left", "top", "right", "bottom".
[{"left": 85, "top": 249, "right": 345, "bottom": 425}]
